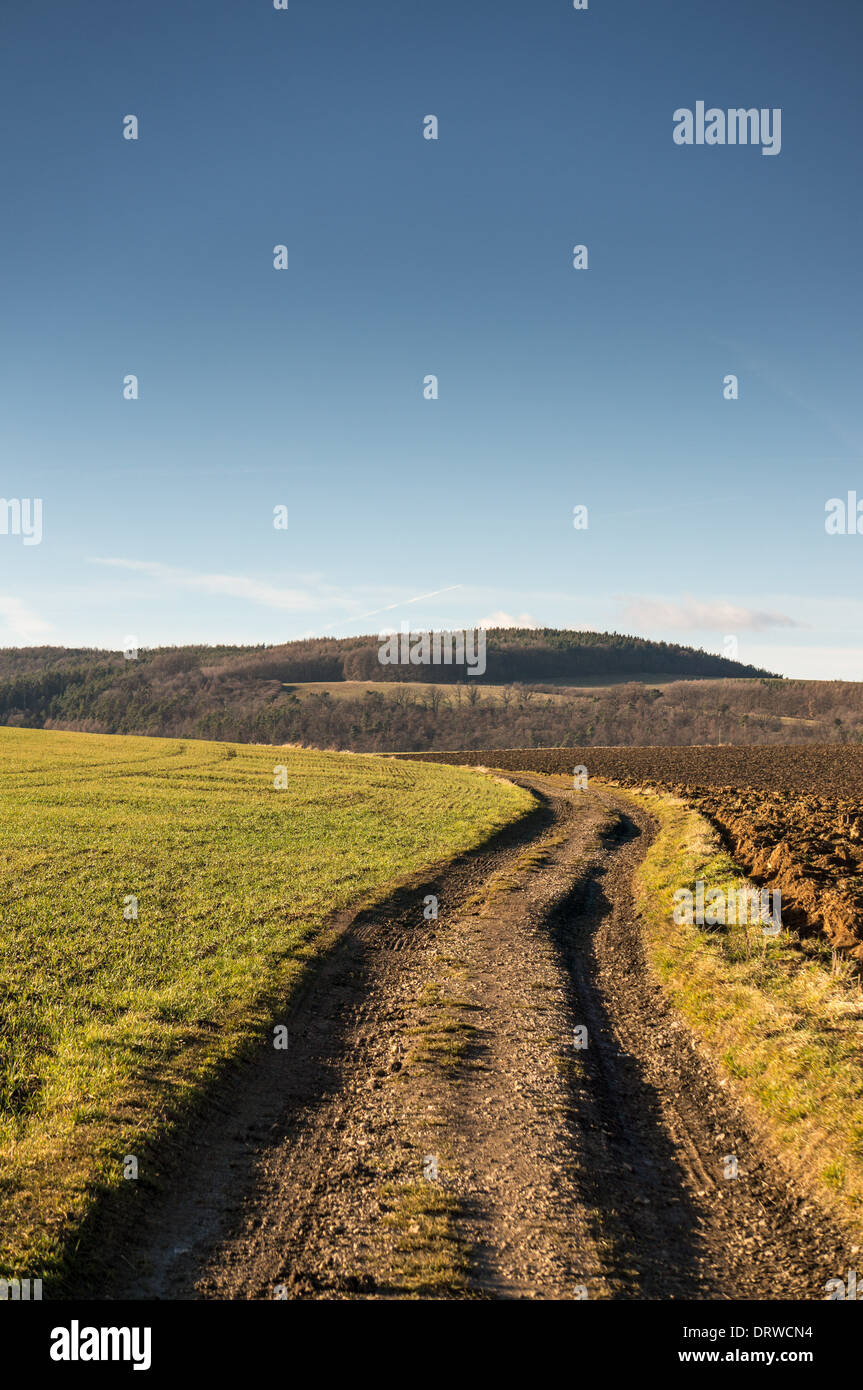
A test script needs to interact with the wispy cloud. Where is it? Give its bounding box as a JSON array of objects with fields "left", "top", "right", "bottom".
[
  {"left": 620, "top": 596, "right": 802, "bottom": 633},
  {"left": 90, "top": 559, "right": 351, "bottom": 613},
  {"left": 0, "top": 596, "right": 54, "bottom": 641}
]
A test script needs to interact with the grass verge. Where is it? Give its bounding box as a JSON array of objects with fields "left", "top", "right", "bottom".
[{"left": 620, "top": 784, "right": 863, "bottom": 1236}]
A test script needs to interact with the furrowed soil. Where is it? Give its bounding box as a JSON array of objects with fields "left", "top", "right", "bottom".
[
  {"left": 94, "top": 775, "right": 850, "bottom": 1301},
  {"left": 404, "top": 747, "right": 863, "bottom": 963},
  {"left": 398, "top": 743, "right": 863, "bottom": 796}
]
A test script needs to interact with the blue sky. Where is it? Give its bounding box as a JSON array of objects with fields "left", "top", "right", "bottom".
[{"left": 2, "top": 0, "right": 862, "bottom": 677}]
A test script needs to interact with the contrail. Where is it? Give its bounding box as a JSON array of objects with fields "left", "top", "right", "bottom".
[{"left": 311, "top": 585, "right": 463, "bottom": 636}]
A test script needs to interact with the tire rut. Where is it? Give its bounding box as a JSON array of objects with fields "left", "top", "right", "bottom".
[{"left": 102, "top": 775, "right": 852, "bottom": 1301}]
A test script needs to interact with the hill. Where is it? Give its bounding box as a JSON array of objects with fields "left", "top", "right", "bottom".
[
  {"left": 6, "top": 631, "right": 862, "bottom": 751},
  {"left": 0, "top": 628, "right": 777, "bottom": 747},
  {"left": 0, "top": 628, "right": 774, "bottom": 687}
]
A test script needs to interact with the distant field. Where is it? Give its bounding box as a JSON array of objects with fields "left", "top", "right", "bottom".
[
  {"left": 282, "top": 679, "right": 569, "bottom": 701},
  {"left": 400, "top": 744, "right": 863, "bottom": 797},
  {"left": 282, "top": 673, "right": 690, "bottom": 700},
  {"left": 0, "top": 728, "right": 533, "bottom": 1283}
]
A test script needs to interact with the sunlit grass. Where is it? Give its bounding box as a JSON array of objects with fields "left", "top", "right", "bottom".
[{"left": 0, "top": 727, "right": 533, "bottom": 1282}]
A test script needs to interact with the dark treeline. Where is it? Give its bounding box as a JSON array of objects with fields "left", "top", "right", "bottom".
[
  {"left": 0, "top": 629, "right": 780, "bottom": 748},
  {"left": 3, "top": 662, "right": 863, "bottom": 752},
  {"left": 2, "top": 633, "right": 854, "bottom": 751},
  {"left": 0, "top": 628, "right": 773, "bottom": 694}
]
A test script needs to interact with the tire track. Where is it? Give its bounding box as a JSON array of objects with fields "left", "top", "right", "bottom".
[{"left": 100, "top": 775, "right": 851, "bottom": 1300}]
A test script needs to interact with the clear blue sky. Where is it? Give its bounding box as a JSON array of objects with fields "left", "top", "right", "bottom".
[{"left": 2, "top": 0, "right": 862, "bottom": 676}]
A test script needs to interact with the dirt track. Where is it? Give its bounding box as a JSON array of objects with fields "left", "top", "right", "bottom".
[{"left": 107, "top": 776, "right": 851, "bottom": 1300}]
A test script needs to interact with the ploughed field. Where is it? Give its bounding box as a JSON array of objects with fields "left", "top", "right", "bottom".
[
  {"left": 0, "top": 727, "right": 532, "bottom": 1284},
  {"left": 404, "top": 745, "right": 863, "bottom": 965}
]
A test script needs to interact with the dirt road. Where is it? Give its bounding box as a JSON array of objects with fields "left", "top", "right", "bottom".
[{"left": 106, "top": 775, "right": 851, "bottom": 1300}]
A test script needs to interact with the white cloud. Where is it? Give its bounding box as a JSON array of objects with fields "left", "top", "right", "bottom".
[
  {"left": 619, "top": 596, "right": 801, "bottom": 633},
  {"left": 477, "top": 610, "right": 538, "bottom": 629},
  {"left": 0, "top": 596, "right": 54, "bottom": 642},
  {"left": 90, "top": 559, "right": 353, "bottom": 614}
]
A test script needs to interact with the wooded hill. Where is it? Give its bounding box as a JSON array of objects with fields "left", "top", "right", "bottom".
[{"left": 0, "top": 629, "right": 792, "bottom": 748}]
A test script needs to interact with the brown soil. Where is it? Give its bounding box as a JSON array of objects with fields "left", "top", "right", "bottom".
[
  {"left": 399, "top": 743, "right": 863, "bottom": 798},
  {"left": 404, "top": 748, "right": 863, "bottom": 963},
  {"left": 100, "top": 776, "right": 852, "bottom": 1301}
]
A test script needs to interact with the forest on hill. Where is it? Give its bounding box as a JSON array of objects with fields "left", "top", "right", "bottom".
[
  {"left": 0, "top": 625, "right": 769, "bottom": 687},
  {"left": 0, "top": 630, "right": 859, "bottom": 751}
]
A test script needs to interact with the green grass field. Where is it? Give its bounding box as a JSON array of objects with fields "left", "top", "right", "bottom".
[{"left": 0, "top": 727, "right": 533, "bottom": 1283}]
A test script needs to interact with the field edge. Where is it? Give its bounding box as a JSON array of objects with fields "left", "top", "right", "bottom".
[{"left": 617, "top": 783, "right": 863, "bottom": 1246}]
